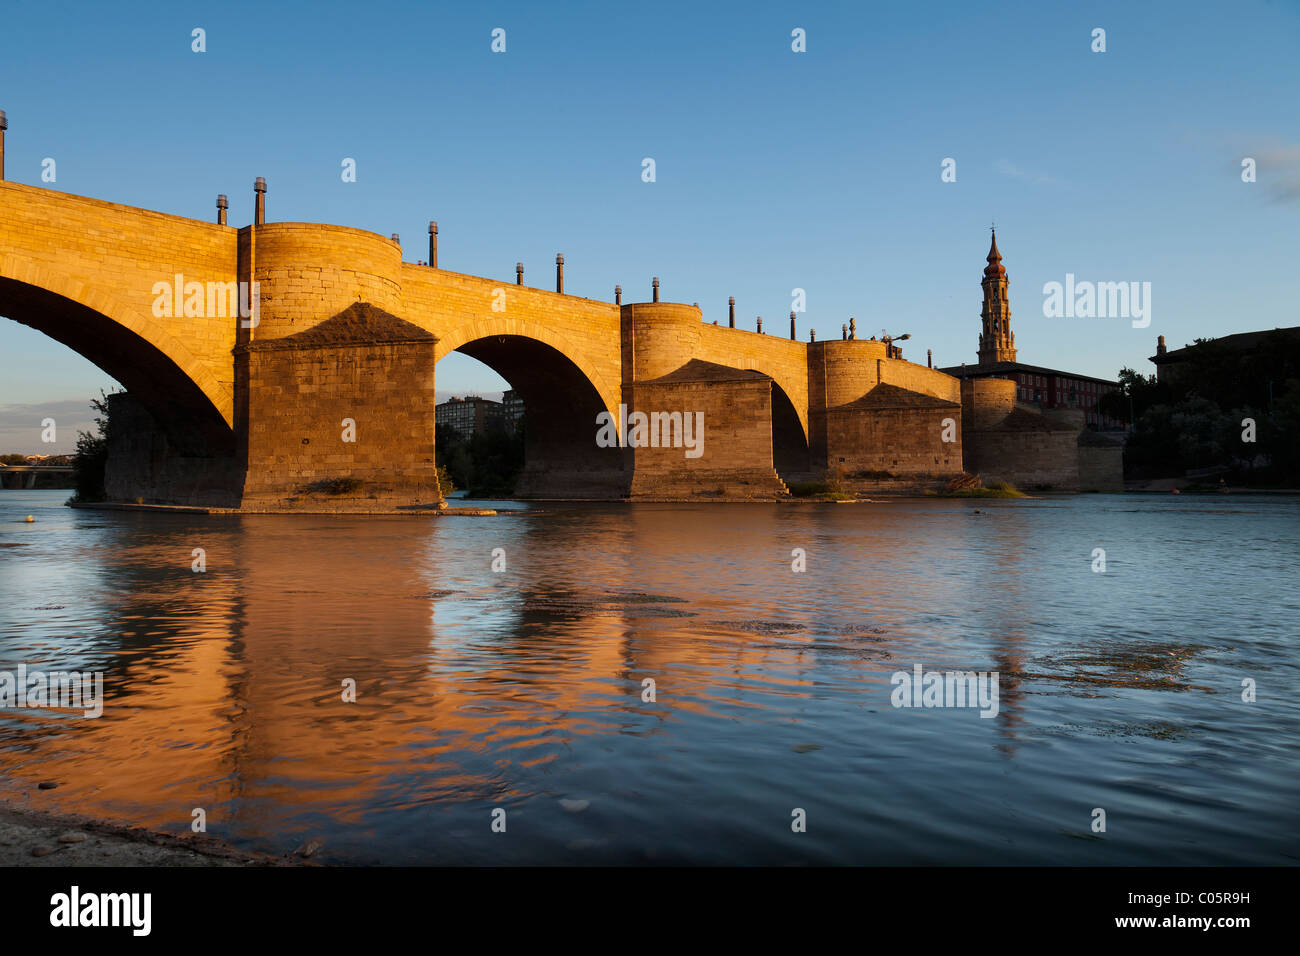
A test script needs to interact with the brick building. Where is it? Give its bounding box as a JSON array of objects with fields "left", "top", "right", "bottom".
[{"left": 944, "top": 361, "right": 1123, "bottom": 429}]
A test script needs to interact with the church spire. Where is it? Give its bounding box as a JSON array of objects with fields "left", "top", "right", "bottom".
[
  {"left": 984, "top": 229, "right": 1005, "bottom": 277},
  {"left": 977, "top": 228, "right": 1016, "bottom": 364}
]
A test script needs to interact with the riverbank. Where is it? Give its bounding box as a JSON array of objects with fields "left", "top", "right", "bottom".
[
  {"left": 0, "top": 801, "right": 300, "bottom": 867},
  {"left": 68, "top": 502, "right": 499, "bottom": 516},
  {"left": 1125, "top": 478, "right": 1300, "bottom": 494}
]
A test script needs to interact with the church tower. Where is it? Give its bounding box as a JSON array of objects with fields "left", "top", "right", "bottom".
[{"left": 977, "top": 229, "right": 1016, "bottom": 365}]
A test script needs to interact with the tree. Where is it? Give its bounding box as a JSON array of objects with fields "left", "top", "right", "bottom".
[
  {"left": 1113, "top": 333, "right": 1300, "bottom": 484},
  {"left": 71, "top": 391, "right": 114, "bottom": 502},
  {"left": 1099, "top": 367, "right": 1167, "bottom": 425}
]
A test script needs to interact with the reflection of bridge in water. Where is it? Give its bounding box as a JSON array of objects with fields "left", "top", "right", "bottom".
[{"left": 0, "top": 464, "right": 74, "bottom": 488}]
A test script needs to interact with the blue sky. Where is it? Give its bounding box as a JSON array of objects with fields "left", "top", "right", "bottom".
[{"left": 1, "top": 0, "right": 1297, "bottom": 447}]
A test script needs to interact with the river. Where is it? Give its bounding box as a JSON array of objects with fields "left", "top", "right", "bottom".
[{"left": 0, "top": 489, "right": 1296, "bottom": 864}]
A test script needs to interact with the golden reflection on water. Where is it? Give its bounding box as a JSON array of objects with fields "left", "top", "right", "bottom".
[{"left": 1, "top": 493, "right": 1297, "bottom": 864}]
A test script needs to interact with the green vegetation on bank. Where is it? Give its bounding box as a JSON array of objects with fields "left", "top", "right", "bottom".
[
  {"left": 68, "top": 392, "right": 113, "bottom": 503},
  {"left": 786, "top": 478, "right": 854, "bottom": 500},
  {"left": 1102, "top": 331, "right": 1300, "bottom": 485},
  {"left": 435, "top": 418, "right": 526, "bottom": 498},
  {"left": 944, "top": 480, "right": 1025, "bottom": 498}
]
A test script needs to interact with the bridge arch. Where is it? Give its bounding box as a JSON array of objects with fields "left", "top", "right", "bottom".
[
  {"left": 0, "top": 259, "right": 234, "bottom": 454},
  {"left": 436, "top": 332, "right": 627, "bottom": 498},
  {"left": 691, "top": 326, "right": 811, "bottom": 443},
  {"left": 771, "top": 381, "right": 810, "bottom": 477},
  {"left": 433, "top": 314, "right": 620, "bottom": 421}
]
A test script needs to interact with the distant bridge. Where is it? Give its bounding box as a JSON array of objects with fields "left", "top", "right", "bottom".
[{"left": 0, "top": 464, "right": 74, "bottom": 489}]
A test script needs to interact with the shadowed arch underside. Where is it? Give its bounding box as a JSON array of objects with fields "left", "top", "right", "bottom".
[
  {"left": 771, "top": 382, "right": 810, "bottom": 478},
  {"left": 452, "top": 335, "right": 628, "bottom": 498},
  {"left": 0, "top": 276, "right": 233, "bottom": 456}
]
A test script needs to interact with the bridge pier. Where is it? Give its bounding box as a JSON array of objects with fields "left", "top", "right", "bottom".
[{"left": 234, "top": 303, "right": 443, "bottom": 511}]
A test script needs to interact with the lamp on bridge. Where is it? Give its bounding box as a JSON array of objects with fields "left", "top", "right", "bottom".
[
  {"left": 0, "top": 109, "right": 7, "bottom": 181},
  {"left": 253, "top": 177, "right": 267, "bottom": 225},
  {"left": 881, "top": 332, "right": 911, "bottom": 359},
  {"left": 216, "top": 194, "right": 228, "bottom": 226},
  {"left": 428, "top": 221, "right": 438, "bottom": 268}
]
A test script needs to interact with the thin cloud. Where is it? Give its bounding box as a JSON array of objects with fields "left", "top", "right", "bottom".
[
  {"left": 1200, "top": 130, "right": 1300, "bottom": 204},
  {"left": 994, "top": 158, "right": 1059, "bottom": 185},
  {"left": 0, "top": 399, "right": 98, "bottom": 454},
  {"left": 1250, "top": 143, "right": 1300, "bottom": 203}
]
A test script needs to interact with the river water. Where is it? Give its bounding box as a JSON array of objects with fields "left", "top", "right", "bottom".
[{"left": 0, "top": 489, "right": 1296, "bottom": 865}]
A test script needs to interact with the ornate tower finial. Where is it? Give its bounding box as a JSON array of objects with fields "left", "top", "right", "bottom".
[
  {"left": 978, "top": 229, "right": 1015, "bottom": 364},
  {"left": 984, "top": 230, "right": 1004, "bottom": 277}
]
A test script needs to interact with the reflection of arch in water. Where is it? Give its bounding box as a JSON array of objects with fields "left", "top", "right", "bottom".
[{"left": 443, "top": 335, "right": 628, "bottom": 498}]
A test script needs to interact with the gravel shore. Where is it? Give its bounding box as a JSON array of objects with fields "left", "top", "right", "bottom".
[{"left": 0, "top": 802, "right": 296, "bottom": 867}]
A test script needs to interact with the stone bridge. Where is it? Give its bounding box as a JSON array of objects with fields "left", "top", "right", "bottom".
[
  {"left": 0, "top": 177, "right": 1016, "bottom": 509},
  {"left": 0, "top": 464, "right": 73, "bottom": 489}
]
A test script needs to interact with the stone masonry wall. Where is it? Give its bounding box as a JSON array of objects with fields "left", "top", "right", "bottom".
[
  {"left": 826, "top": 405, "right": 962, "bottom": 477},
  {"left": 249, "top": 223, "right": 403, "bottom": 336},
  {"left": 103, "top": 393, "right": 243, "bottom": 507},
  {"left": 965, "top": 428, "right": 1081, "bottom": 491},
  {"left": 695, "top": 322, "right": 810, "bottom": 438},
  {"left": 237, "top": 340, "right": 441, "bottom": 510},
  {"left": 627, "top": 377, "right": 787, "bottom": 498},
  {"left": 1078, "top": 440, "right": 1124, "bottom": 492},
  {"left": 961, "top": 377, "right": 1017, "bottom": 429}
]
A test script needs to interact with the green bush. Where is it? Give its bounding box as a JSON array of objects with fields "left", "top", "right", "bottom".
[
  {"left": 70, "top": 392, "right": 112, "bottom": 503},
  {"left": 947, "top": 481, "right": 1025, "bottom": 498}
]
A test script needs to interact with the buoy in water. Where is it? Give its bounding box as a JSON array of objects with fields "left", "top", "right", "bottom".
[
  {"left": 1170, "top": 488, "right": 1181, "bottom": 495},
  {"left": 24, "top": 515, "right": 35, "bottom": 523}
]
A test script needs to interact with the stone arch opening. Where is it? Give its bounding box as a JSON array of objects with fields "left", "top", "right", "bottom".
[
  {"left": 0, "top": 276, "right": 233, "bottom": 456},
  {"left": 772, "top": 382, "right": 810, "bottom": 479},
  {"left": 441, "top": 335, "right": 627, "bottom": 498}
]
